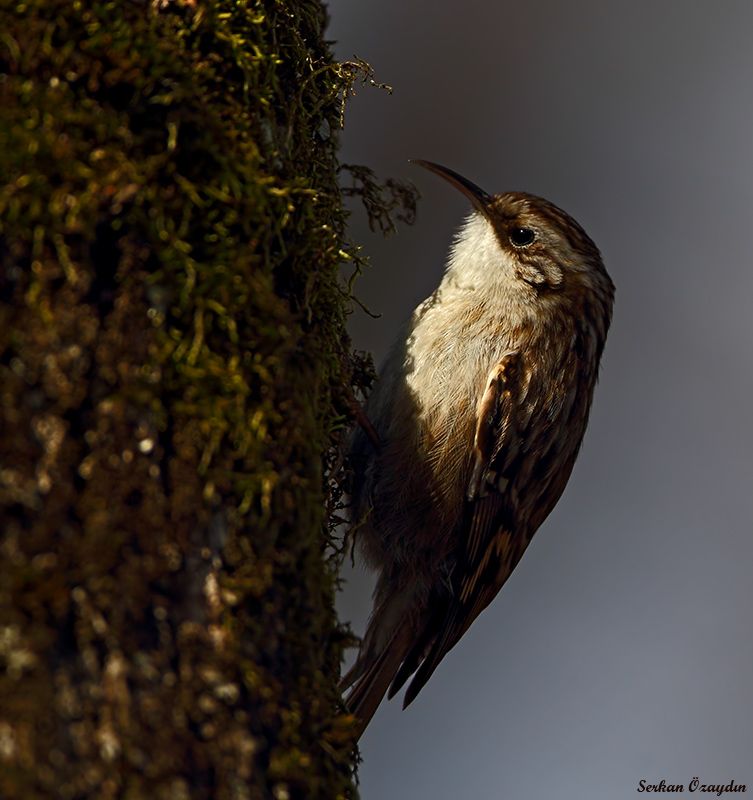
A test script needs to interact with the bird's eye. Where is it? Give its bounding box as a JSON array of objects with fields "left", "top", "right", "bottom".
[{"left": 509, "top": 227, "right": 536, "bottom": 247}]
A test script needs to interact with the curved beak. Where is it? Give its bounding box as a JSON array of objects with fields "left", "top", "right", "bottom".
[{"left": 410, "top": 159, "right": 493, "bottom": 219}]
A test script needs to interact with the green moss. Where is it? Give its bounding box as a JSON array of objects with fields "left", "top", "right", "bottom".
[{"left": 0, "top": 1, "right": 390, "bottom": 797}]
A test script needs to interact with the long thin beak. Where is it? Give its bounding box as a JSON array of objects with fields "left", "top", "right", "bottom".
[{"left": 410, "top": 159, "right": 493, "bottom": 218}]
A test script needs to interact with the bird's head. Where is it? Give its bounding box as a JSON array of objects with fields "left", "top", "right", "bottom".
[{"left": 412, "top": 160, "right": 614, "bottom": 310}]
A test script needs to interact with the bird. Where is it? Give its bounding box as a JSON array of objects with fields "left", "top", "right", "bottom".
[{"left": 342, "top": 160, "right": 614, "bottom": 738}]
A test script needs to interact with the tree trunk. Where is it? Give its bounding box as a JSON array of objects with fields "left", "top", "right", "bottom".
[{"left": 0, "top": 1, "right": 360, "bottom": 797}]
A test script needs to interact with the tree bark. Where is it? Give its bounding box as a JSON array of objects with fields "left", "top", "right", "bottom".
[{"left": 0, "top": 1, "right": 359, "bottom": 797}]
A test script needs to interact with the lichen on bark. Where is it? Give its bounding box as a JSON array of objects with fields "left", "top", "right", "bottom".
[{"left": 0, "top": 1, "right": 377, "bottom": 797}]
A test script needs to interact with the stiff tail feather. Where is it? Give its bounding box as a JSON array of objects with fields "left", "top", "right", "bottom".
[
  {"left": 342, "top": 617, "right": 414, "bottom": 739},
  {"left": 386, "top": 603, "right": 443, "bottom": 702}
]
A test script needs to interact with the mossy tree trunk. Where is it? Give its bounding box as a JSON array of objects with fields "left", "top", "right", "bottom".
[{"left": 0, "top": 1, "right": 362, "bottom": 797}]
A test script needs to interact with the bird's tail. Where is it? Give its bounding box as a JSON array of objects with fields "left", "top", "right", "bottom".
[{"left": 340, "top": 613, "right": 414, "bottom": 739}]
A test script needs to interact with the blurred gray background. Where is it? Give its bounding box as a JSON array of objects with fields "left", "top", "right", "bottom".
[{"left": 326, "top": 2, "right": 753, "bottom": 798}]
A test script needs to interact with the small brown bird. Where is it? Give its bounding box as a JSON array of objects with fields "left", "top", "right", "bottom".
[{"left": 343, "top": 161, "right": 614, "bottom": 737}]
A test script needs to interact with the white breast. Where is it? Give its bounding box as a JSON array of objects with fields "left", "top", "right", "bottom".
[{"left": 403, "top": 212, "right": 532, "bottom": 423}]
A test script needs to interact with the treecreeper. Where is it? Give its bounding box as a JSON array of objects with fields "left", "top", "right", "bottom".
[{"left": 343, "top": 161, "right": 614, "bottom": 738}]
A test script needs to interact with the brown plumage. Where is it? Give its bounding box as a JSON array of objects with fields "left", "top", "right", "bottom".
[{"left": 343, "top": 161, "right": 614, "bottom": 738}]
